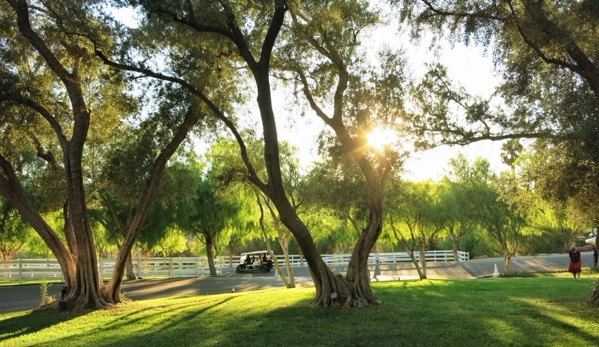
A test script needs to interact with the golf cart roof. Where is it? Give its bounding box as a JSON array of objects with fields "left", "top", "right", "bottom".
[{"left": 240, "top": 251, "right": 269, "bottom": 256}]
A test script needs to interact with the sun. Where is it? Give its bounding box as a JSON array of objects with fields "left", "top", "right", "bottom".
[{"left": 366, "top": 126, "right": 392, "bottom": 151}]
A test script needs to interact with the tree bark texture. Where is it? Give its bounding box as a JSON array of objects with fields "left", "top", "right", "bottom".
[
  {"left": 252, "top": 60, "right": 377, "bottom": 306},
  {"left": 345, "top": 204, "right": 383, "bottom": 304},
  {"left": 104, "top": 110, "right": 200, "bottom": 303},
  {"left": 125, "top": 253, "right": 136, "bottom": 280},
  {"left": 205, "top": 231, "right": 217, "bottom": 276},
  {"left": 3, "top": 0, "right": 204, "bottom": 310}
]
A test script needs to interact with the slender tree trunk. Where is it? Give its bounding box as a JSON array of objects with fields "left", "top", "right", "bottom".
[
  {"left": 409, "top": 252, "right": 425, "bottom": 279},
  {"left": 103, "top": 110, "right": 200, "bottom": 303},
  {"left": 589, "top": 229, "right": 599, "bottom": 305},
  {"left": 125, "top": 253, "right": 136, "bottom": 280},
  {"left": 262, "top": 227, "right": 292, "bottom": 288},
  {"left": 259, "top": 194, "right": 295, "bottom": 288},
  {"left": 503, "top": 254, "right": 512, "bottom": 275},
  {"left": 419, "top": 248, "right": 428, "bottom": 280},
  {"left": 449, "top": 226, "right": 460, "bottom": 262},
  {"left": 0, "top": 155, "right": 77, "bottom": 292},
  {"left": 205, "top": 232, "right": 217, "bottom": 276},
  {"left": 452, "top": 238, "right": 459, "bottom": 262},
  {"left": 281, "top": 245, "right": 295, "bottom": 288}
]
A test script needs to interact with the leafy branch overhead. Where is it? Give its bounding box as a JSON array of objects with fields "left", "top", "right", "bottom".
[{"left": 406, "top": 63, "right": 551, "bottom": 148}]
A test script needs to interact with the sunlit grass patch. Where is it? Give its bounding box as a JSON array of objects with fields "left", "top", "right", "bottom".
[{"left": 2, "top": 277, "right": 599, "bottom": 347}]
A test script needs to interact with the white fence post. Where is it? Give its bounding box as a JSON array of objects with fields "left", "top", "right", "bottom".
[
  {"left": 19, "top": 259, "right": 23, "bottom": 285},
  {"left": 169, "top": 258, "right": 173, "bottom": 278}
]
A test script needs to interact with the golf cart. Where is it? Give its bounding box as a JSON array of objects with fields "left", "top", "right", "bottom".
[{"left": 236, "top": 251, "right": 274, "bottom": 273}]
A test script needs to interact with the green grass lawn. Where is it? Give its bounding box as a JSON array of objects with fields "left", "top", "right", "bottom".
[{"left": 2, "top": 275, "right": 599, "bottom": 347}]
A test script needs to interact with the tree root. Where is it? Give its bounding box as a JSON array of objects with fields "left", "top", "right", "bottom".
[{"left": 311, "top": 273, "right": 380, "bottom": 308}]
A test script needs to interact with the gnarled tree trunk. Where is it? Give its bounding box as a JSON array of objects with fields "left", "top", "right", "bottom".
[{"left": 345, "top": 204, "right": 383, "bottom": 304}]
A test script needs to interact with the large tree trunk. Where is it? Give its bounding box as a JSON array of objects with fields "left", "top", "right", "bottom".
[
  {"left": 590, "top": 283, "right": 599, "bottom": 306},
  {"left": 251, "top": 60, "right": 373, "bottom": 306},
  {"left": 3, "top": 0, "right": 204, "bottom": 311},
  {"left": 345, "top": 204, "right": 383, "bottom": 304},
  {"left": 5, "top": 0, "right": 107, "bottom": 310},
  {"left": 61, "top": 140, "right": 107, "bottom": 309},
  {"left": 276, "top": 201, "right": 367, "bottom": 307}
]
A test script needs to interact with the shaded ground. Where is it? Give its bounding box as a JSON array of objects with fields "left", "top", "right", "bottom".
[{"left": 1, "top": 252, "right": 595, "bottom": 313}]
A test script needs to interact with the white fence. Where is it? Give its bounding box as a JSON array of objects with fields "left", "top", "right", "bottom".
[{"left": 0, "top": 250, "right": 468, "bottom": 284}]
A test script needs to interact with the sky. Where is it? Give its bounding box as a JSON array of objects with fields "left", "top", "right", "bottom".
[
  {"left": 276, "top": 31, "right": 507, "bottom": 182},
  {"left": 113, "top": 5, "right": 509, "bottom": 181},
  {"left": 401, "top": 42, "right": 507, "bottom": 181}
]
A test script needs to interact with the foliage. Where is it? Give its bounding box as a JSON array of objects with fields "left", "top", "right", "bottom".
[
  {"left": 384, "top": 180, "right": 445, "bottom": 278},
  {"left": 393, "top": 0, "right": 599, "bottom": 219},
  {"left": 149, "top": 227, "right": 187, "bottom": 257},
  {"left": 0, "top": 197, "right": 33, "bottom": 260},
  {"left": 0, "top": 0, "right": 211, "bottom": 308},
  {"left": 38, "top": 280, "right": 53, "bottom": 307},
  {"left": 436, "top": 154, "right": 493, "bottom": 258},
  {"left": 520, "top": 141, "right": 599, "bottom": 223}
]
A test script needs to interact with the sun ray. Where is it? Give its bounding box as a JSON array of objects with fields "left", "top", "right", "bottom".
[{"left": 366, "top": 126, "right": 391, "bottom": 151}]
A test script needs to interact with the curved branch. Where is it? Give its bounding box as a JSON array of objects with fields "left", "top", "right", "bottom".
[
  {"left": 297, "top": 70, "right": 333, "bottom": 125},
  {"left": 8, "top": 0, "right": 89, "bottom": 132},
  {"left": 413, "top": 124, "right": 556, "bottom": 146},
  {"left": 259, "top": 0, "right": 288, "bottom": 67},
  {"left": 0, "top": 93, "right": 69, "bottom": 151},
  {"left": 507, "top": 0, "right": 599, "bottom": 94},
  {"left": 92, "top": 48, "right": 267, "bottom": 192},
  {"left": 505, "top": 1, "right": 579, "bottom": 72},
  {"left": 151, "top": 2, "right": 260, "bottom": 70},
  {"left": 420, "top": 0, "right": 507, "bottom": 21}
]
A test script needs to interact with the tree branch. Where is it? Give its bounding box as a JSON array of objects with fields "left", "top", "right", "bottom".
[{"left": 420, "top": 0, "right": 506, "bottom": 21}]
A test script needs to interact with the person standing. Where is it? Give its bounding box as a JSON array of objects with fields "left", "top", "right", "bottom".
[
  {"left": 372, "top": 252, "right": 381, "bottom": 282},
  {"left": 568, "top": 245, "right": 582, "bottom": 279}
]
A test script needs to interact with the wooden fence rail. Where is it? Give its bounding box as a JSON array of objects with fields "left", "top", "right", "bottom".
[{"left": 1, "top": 250, "right": 469, "bottom": 284}]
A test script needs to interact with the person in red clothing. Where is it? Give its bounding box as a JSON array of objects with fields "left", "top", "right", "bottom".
[{"left": 568, "top": 245, "right": 582, "bottom": 279}]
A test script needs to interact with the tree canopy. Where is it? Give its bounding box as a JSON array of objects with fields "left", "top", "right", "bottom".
[{"left": 2, "top": 0, "right": 599, "bottom": 311}]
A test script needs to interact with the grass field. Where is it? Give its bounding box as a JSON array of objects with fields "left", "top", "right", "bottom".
[{"left": 1, "top": 274, "right": 599, "bottom": 347}]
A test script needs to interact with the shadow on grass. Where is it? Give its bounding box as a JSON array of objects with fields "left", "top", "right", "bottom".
[
  {"left": 32, "top": 296, "right": 239, "bottom": 347},
  {"left": 3, "top": 279, "right": 599, "bottom": 347},
  {"left": 0, "top": 308, "right": 84, "bottom": 342}
]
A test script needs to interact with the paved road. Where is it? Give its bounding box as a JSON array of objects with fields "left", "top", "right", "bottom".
[{"left": 1, "top": 252, "right": 595, "bottom": 314}]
